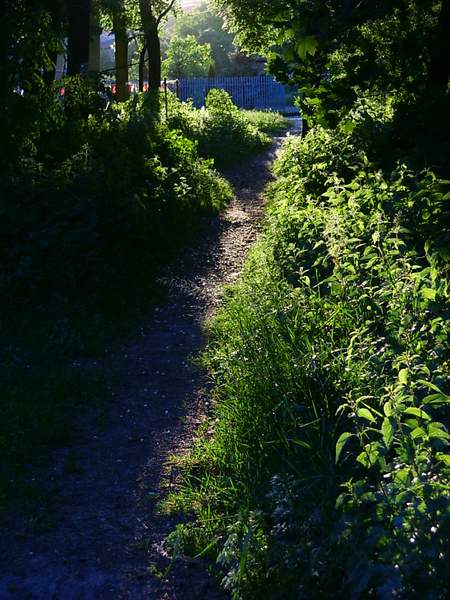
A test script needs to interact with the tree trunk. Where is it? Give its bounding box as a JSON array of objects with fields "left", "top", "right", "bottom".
[
  {"left": 139, "top": 0, "right": 161, "bottom": 91},
  {"left": 113, "top": 11, "right": 129, "bottom": 101},
  {"left": 427, "top": 0, "right": 450, "bottom": 92},
  {"left": 139, "top": 44, "right": 147, "bottom": 92},
  {"left": 147, "top": 19, "right": 161, "bottom": 90},
  {"left": 66, "top": 0, "right": 91, "bottom": 76},
  {"left": 88, "top": 4, "right": 101, "bottom": 73}
]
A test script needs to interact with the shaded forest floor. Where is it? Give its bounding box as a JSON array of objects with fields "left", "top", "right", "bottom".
[{"left": 0, "top": 136, "right": 287, "bottom": 600}]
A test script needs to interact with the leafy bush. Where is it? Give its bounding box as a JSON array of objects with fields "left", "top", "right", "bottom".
[
  {"left": 169, "top": 114, "right": 450, "bottom": 598},
  {"left": 0, "top": 92, "right": 232, "bottom": 351},
  {"left": 165, "top": 89, "right": 271, "bottom": 168}
]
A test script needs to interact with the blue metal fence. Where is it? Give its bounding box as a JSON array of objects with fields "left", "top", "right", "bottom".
[{"left": 172, "top": 76, "right": 290, "bottom": 111}]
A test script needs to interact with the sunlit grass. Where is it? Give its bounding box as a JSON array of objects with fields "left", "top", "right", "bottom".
[{"left": 168, "top": 118, "right": 450, "bottom": 598}]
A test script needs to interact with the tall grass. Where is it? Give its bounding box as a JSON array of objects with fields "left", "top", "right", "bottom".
[
  {"left": 240, "top": 110, "right": 291, "bottom": 134},
  {"left": 167, "top": 105, "right": 450, "bottom": 598}
]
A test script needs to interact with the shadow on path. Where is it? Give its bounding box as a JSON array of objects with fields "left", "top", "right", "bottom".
[{"left": 0, "top": 137, "right": 285, "bottom": 600}]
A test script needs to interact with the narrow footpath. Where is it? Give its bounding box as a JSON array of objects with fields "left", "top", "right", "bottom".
[{"left": 0, "top": 136, "right": 287, "bottom": 600}]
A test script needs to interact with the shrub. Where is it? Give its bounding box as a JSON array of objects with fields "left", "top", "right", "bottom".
[
  {"left": 0, "top": 93, "right": 232, "bottom": 352},
  {"left": 165, "top": 89, "right": 271, "bottom": 168}
]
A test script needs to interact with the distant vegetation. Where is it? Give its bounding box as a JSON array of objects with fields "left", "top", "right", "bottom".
[
  {"left": 162, "top": 34, "right": 213, "bottom": 78},
  {"left": 240, "top": 110, "right": 292, "bottom": 135},
  {"left": 162, "top": 1, "right": 265, "bottom": 78},
  {"left": 166, "top": 89, "right": 290, "bottom": 167}
]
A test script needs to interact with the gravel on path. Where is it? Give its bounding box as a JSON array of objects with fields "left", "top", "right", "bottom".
[{"left": 0, "top": 137, "right": 286, "bottom": 600}]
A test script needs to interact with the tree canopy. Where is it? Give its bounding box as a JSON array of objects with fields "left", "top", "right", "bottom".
[
  {"left": 220, "top": 0, "right": 450, "bottom": 129},
  {"left": 162, "top": 34, "right": 213, "bottom": 78},
  {"left": 166, "top": 1, "right": 265, "bottom": 76}
]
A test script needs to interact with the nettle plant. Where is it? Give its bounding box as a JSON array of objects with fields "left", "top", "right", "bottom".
[
  {"left": 336, "top": 374, "right": 450, "bottom": 596},
  {"left": 324, "top": 174, "right": 450, "bottom": 596},
  {"left": 268, "top": 135, "right": 450, "bottom": 596}
]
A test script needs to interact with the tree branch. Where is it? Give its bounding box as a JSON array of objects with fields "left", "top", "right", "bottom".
[{"left": 156, "top": 0, "right": 177, "bottom": 26}]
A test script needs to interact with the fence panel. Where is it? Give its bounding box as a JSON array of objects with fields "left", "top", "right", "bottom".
[{"left": 174, "top": 76, "right": 290, "bottom": 111}]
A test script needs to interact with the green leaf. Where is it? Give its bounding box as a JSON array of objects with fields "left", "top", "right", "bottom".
[
  {"left": 382, "top": 418, "right": 394, "bottom": 447},
  {"left": 403, "top": 407, "right": 431, "bottom": 421},
  {"left": 383, "top": 402, "right": 393, "bottom": 417},
  {"left": 411, "top": 426, "right": 426, "bottom": 440},
  {"left": 428, "top": 424, "right": 450, "bottom": 440},
  {"left": 356, "top": 442, "right": 382, "bottom": 468},
  {"left": 357, "top": 408, "right": 376, "bottom": 423},
  {"left": 290, "top": 438, "right": 312, "bottom": 449},
  {"left": 296, "top": 36, "right": 318, "bottom": 60},
  {"left": 436, "top": 453, "right": 450, "bottom": 467},
  {"left": 239, "top": 527, "right": 253, "bottom": 576},
  {"left": 340, "top": 121, "right": 356, "bottom": 134},
  {"left": 335, "top": 432, "right": 354, "bottom": 463},
  {"left": 398, "top": 368, "right": 409, "bottom": 385},
  {"left": 422, "top": 392, "right": 450, "bottom": 406},
  {"left": 422, "top": 287, "right": 436, "bottom": 301},
  {"left": 417, "top": 379, "right": 446, "bottom": 394}
]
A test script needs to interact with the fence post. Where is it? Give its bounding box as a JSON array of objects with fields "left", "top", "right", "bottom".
[{"left": 175, "top": 79, "right": 180, "bottom": 99}]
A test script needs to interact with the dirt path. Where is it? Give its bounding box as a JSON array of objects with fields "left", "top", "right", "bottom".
[{"left": 0, "top": 138, "right": 285, "bottom": 600}]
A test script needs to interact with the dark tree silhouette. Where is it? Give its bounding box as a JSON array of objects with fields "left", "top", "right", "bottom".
[{"left": 66, "top": 0, "right": 92, "bottom": 75}]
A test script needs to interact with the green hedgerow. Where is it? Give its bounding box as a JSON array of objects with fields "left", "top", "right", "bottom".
[{"left": 169, "top": 105, "right": 450, "bottom": 599}]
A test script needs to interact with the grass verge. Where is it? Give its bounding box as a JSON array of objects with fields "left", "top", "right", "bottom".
[{"left": 240, "top": 110, "right": 292, "bottom": 134}]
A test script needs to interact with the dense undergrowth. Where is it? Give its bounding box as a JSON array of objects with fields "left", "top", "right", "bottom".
[
  {"left": 165, "top": 89, "right": 289, "bottom": 168},
  {"left": 1, "top": 92, "right": 232, "bottom": 354},
  {"left": 1, "top": 88, "right": 286, "bottom": 355},
  {"left": 168, "top": 98, "right": 450, "bottom": 598}
]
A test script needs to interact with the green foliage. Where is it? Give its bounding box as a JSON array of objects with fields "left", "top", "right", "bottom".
[
  {"left": 222, "top": 0, "right": 450, "bottom": 146},
  {"left": 239, "top": 110, "right": 291, "bottom": 134},
  {"left": 0, "top": 90, "right": 232, "bottom": 352},
  {"left": 167, "top": 2, "right": 264, "bottom": 77},
  {"left": 162, "top": 34, "right": 214, "bottom": 78},
  {"left": 100, "top": 0, "right": 141, "bottom": 31},
  {"left": 165, "top": 89, "right": 271, "bottom": 168},
  {"left": 170, "top": 106, "right": 450, "bottom": 598},
  {"left": 0, "top": 1, "right": 61, "bottom": 172}
]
